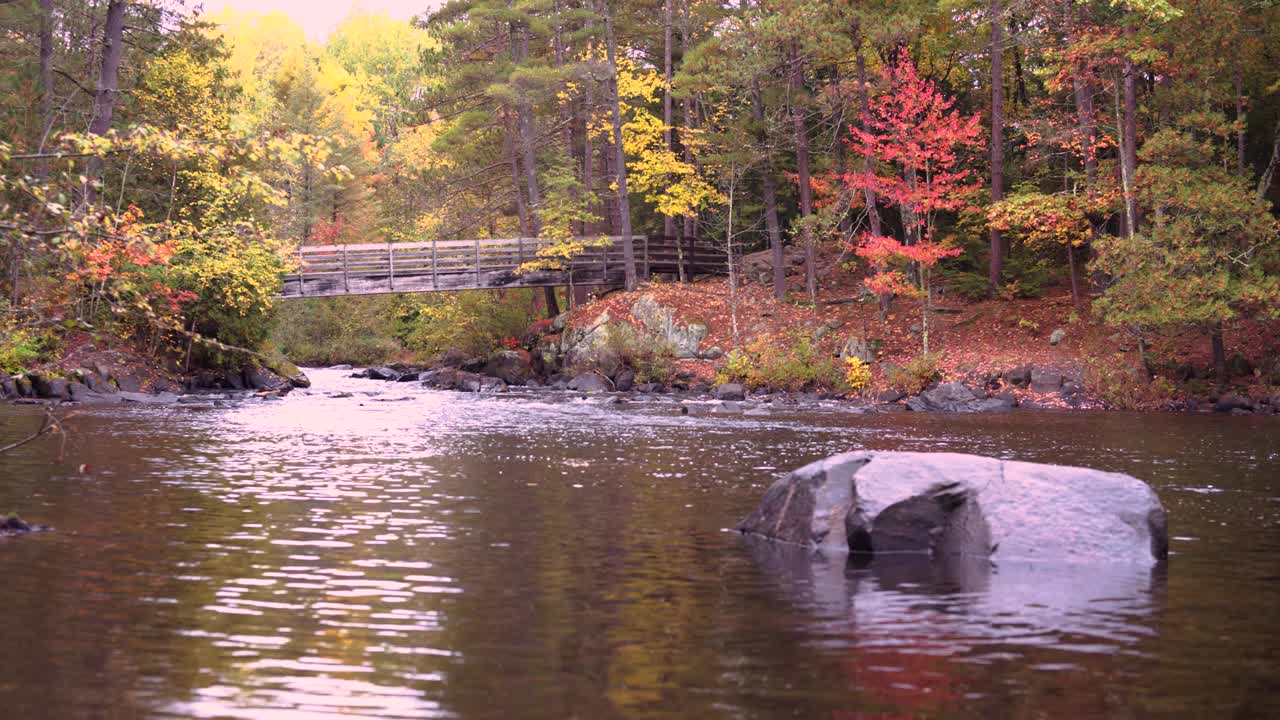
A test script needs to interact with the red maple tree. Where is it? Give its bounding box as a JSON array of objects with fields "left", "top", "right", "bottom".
[{"left": 843, "top": 56, "right": 983, "bottom": 353}]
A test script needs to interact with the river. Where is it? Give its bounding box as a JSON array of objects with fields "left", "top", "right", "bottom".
[{"left": 0, "top": 368, "right": 1277, "bottom": 719}]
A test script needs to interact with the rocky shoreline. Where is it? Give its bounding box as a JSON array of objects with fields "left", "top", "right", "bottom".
[
  {"left": 346, "top": 359, "right": 1280, "bottom": 416},
  {"left": 1, "top": 362, "right": 311, "bottom": 406}
]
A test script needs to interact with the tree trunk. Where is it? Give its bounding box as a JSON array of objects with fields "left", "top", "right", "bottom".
[
  {"left": 1235, "top": 60, "right": 1246, "bottom": 177},
  {"left": 855, "top": 44, "right": 891, "bottom": 319},
  {"left": 504, "top": 111, "right": 532, "bottom": 237},
  {"left": 602, "top": 1, "right": 637, "bottom": 289},
  {"left": 1259, "top": 118, "right": 1280, "bottom": 201},
  {"left": 680, "top": 94, "right": 696, "bottom": 280},
  {"left": 86, "top": 0, "right": 127, "bottom": 205},
  {"left": 1211, "top": 322, "right": 1227, "bottom": 383},
  {"left": 662, "top": 0, "right": 675, "bottom": 241},
  {"left": 1120, "top": 56, "right": 1140, "bottom": 236},
  {"left": 583, "top": 85, "right": 595, "bottom": 234},
  {"left": 989, "top": 0, "right": 1005, "bottom": 295},
  {"left": 789, "top": 48, "right": 816, "bottom": 302},
  {"left": 513, "top": 26, "right": 542, "bottom": 232},
  {"left": 37, "top": 0, "right": 54, "bottom": 175},
  {"left": 854, "top": 47, "right": 881, "bottom": 239},
  {"left": 752, "top": 86, "right": 786, "bottom": 300}
]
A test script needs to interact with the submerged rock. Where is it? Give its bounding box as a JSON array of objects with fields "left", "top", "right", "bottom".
[
  {"left": 1, "top": 515, "right": 49, "bottom": 537},
  {"left": 737, "top": 451, "right": 1168, "bottom": 566}
]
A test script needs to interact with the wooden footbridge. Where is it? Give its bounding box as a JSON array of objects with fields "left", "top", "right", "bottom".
[{"left": 280, "top": 235, "right": 724, "bottom": 298}]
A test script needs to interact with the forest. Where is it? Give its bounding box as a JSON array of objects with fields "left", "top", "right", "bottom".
[{"left": 1, "top": 0, "right": 1279, "bottom": 402}]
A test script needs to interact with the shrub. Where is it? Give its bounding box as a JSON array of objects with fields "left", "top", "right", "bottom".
[
  {"left": 884, "top": 352, "right": 943, "bottom": 394},
  {"left": 843, "top": 356, "right": 872, "bottom": 393},
  {"left": 0, "top": 325, "right": 48, "bottom": 374},
  {"left": 717, "top": 332, "right": 845, "bottom": 392},
  {"left": 599, "top": 322, "right": 677, "bottom": 384},
  {"left": 1085, "top": 355, "right": 1179, "bottom": 410},
  {"left": 401, "top": 290, "right": 541, "bottom": 360},
  {"left": 272, "top": 295, "right": 407, "bottom": 366},
  {"left": 941, "top": 255, "right": 1051, "bottom": 301}
]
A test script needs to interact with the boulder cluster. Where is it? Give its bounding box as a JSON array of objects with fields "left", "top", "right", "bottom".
[{"left": 2, "top": 363, "right": 308, "bottom": 405}]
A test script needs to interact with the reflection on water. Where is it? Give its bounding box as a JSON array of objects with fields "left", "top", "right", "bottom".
[{"left": 0, "top": 368, "right": 1277, "bottom": 719}]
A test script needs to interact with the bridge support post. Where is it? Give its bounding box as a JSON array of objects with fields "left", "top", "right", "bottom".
[
  {"left": 297, "top": 245, "right": 305, "bottom": 296},
  {"left": 642, "top": 235, "right": 650, "bottom": 279},
  {"left": 343, "top": 245, "right": 350, "bottom": 293},
  {"left": 474, "top": 238, "right": 481, "bottom": 285},
  {"left": 388, "top": 243, "right": 395, "bottom": 291},
  {"left": 432, "top": 242, "right": 438, "bottom": 289}
]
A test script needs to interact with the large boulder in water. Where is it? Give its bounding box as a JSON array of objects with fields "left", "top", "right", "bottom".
[{"left": 737, "top": 451, "right": 1167, "bottom": 566}]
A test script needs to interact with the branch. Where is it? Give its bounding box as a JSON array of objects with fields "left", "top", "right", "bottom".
[
  {"left": 0, "top": 408, "right": 70, "bottom": 461},
  {"left": 1258, "top": 117, "right": 1280, "bottom": 201}
]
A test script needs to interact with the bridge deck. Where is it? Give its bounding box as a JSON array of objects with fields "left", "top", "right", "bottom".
[{"left": 280, "top": 235, "right": 723, "bottom": 298}]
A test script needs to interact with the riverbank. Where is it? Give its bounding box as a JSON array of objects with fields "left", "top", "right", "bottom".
[
  {"left": 0, "top": 330, "right": 310, "bottom": 405},
  {"left": 337, "top": 268, "right": 1280, "bottom": 416},
  {"left": 550, "top": 271, "right": 1280, "bottom": 415}
]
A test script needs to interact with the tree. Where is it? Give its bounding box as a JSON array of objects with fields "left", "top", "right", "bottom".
[
  {"left": 845, "top": 56, "right": 983, "bottom": 353},
  {"left": 1092, "top": 120, "right": 1280, "bottom": 380}
]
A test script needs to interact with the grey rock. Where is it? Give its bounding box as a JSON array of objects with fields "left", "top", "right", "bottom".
[
  {"left": 558, "top": 312, "right": 615, "bottom": 368},
  {"left": 420, "top": 368, "right": 480, "bottom": 391},
  {"left": 1003, "top": 366, "right": 1031, "bottom": 388},
  {"left": 738, "top": 451, "right": 1168, "bottom": 566},
  {"left": 700, "top": 346, "right": 724, "bottom": 360},
  {"left": 906, "top": 382, "right": 1009, "bottom": 413},
  {"left": 328, "top": 364, "right": 353, "bottom": 371},
  {"left": 85, "top": 372, "right": 115, "bottom": 394},
  {"left": 1, "top": 376, "right": 15, "bottom": 398},
  {"left": 1029, "top": 368, "right": 1064, "bottom": 393},
  {"left": 1213, "top": 394, "right": 1254, "bottom": 413},
  {"left": 713, "top": 383, "right": 747, "bottom": 401},
  {"left": 1049, "top": 328, "right": 1066, "bottom": 346},
  {"left": 113, "top": 374, "right": 143, "bottom": 393},
  {"left": 635, "top": 383, "right": 665, "bottom": 394},
  {"left": 629, "top": 295, "right": 708, "bottom": 359},
  {"left": 1, "top": 514, "right": 50, "bottom": 536},
  {"left": 32, "top": 377, "right": 70, "bottom": 400},
  {"left": 244, "top": 366, "right": 281, "bottom": 391},
  {"left": 712, "top": 401, "right": 743, "bottom": 414},
  {"left": 875, "top": 389, "right": 907, "bottom": 404},
  {"left": 224, "top": 370, "right": 248, "bottom": 390},
  {"left": 839, "top": 335, "right": 879, "bottom": 364},
  {"left": 484, "top": 351, "right": 532, "bottom": 386},
  {"left": 367, "top": 366, "right": 401, "bottom": 381},
  {"left": 814, "top": 320, "right": 844, "bottom": 341},
  {"left": 613, "top": 369, "right": 636, "bottom": 392},
  {"left": 67, "top": 382, "right": 90, "bottom": 402},
  {"left": 1061, "top": 381, "right": 1084, "bottom": 398},
  {"left": 567, "top": 373, "right": 611, "bottom": 393}
]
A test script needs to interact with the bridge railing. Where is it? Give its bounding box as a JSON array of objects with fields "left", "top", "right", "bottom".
[{"left": 282, "top": 235, "right": 724, "bottom": 298}]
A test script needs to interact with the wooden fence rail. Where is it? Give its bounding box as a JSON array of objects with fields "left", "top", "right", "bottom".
[{"left": 280, "top": 235, "right": 724, "bottom": 299}]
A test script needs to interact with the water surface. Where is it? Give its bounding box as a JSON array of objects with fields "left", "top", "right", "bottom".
[{"left": 1, "top": 369, "right": 1277, "bottom": 718}]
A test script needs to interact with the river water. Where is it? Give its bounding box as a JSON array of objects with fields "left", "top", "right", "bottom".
[{"left": 0, "top": 368, "right": 1277, "bottom": 719}]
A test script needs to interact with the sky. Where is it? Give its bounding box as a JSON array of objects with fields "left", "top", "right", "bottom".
[{"left": 202, "top": 0, "right": 434, "bottom": 41}]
